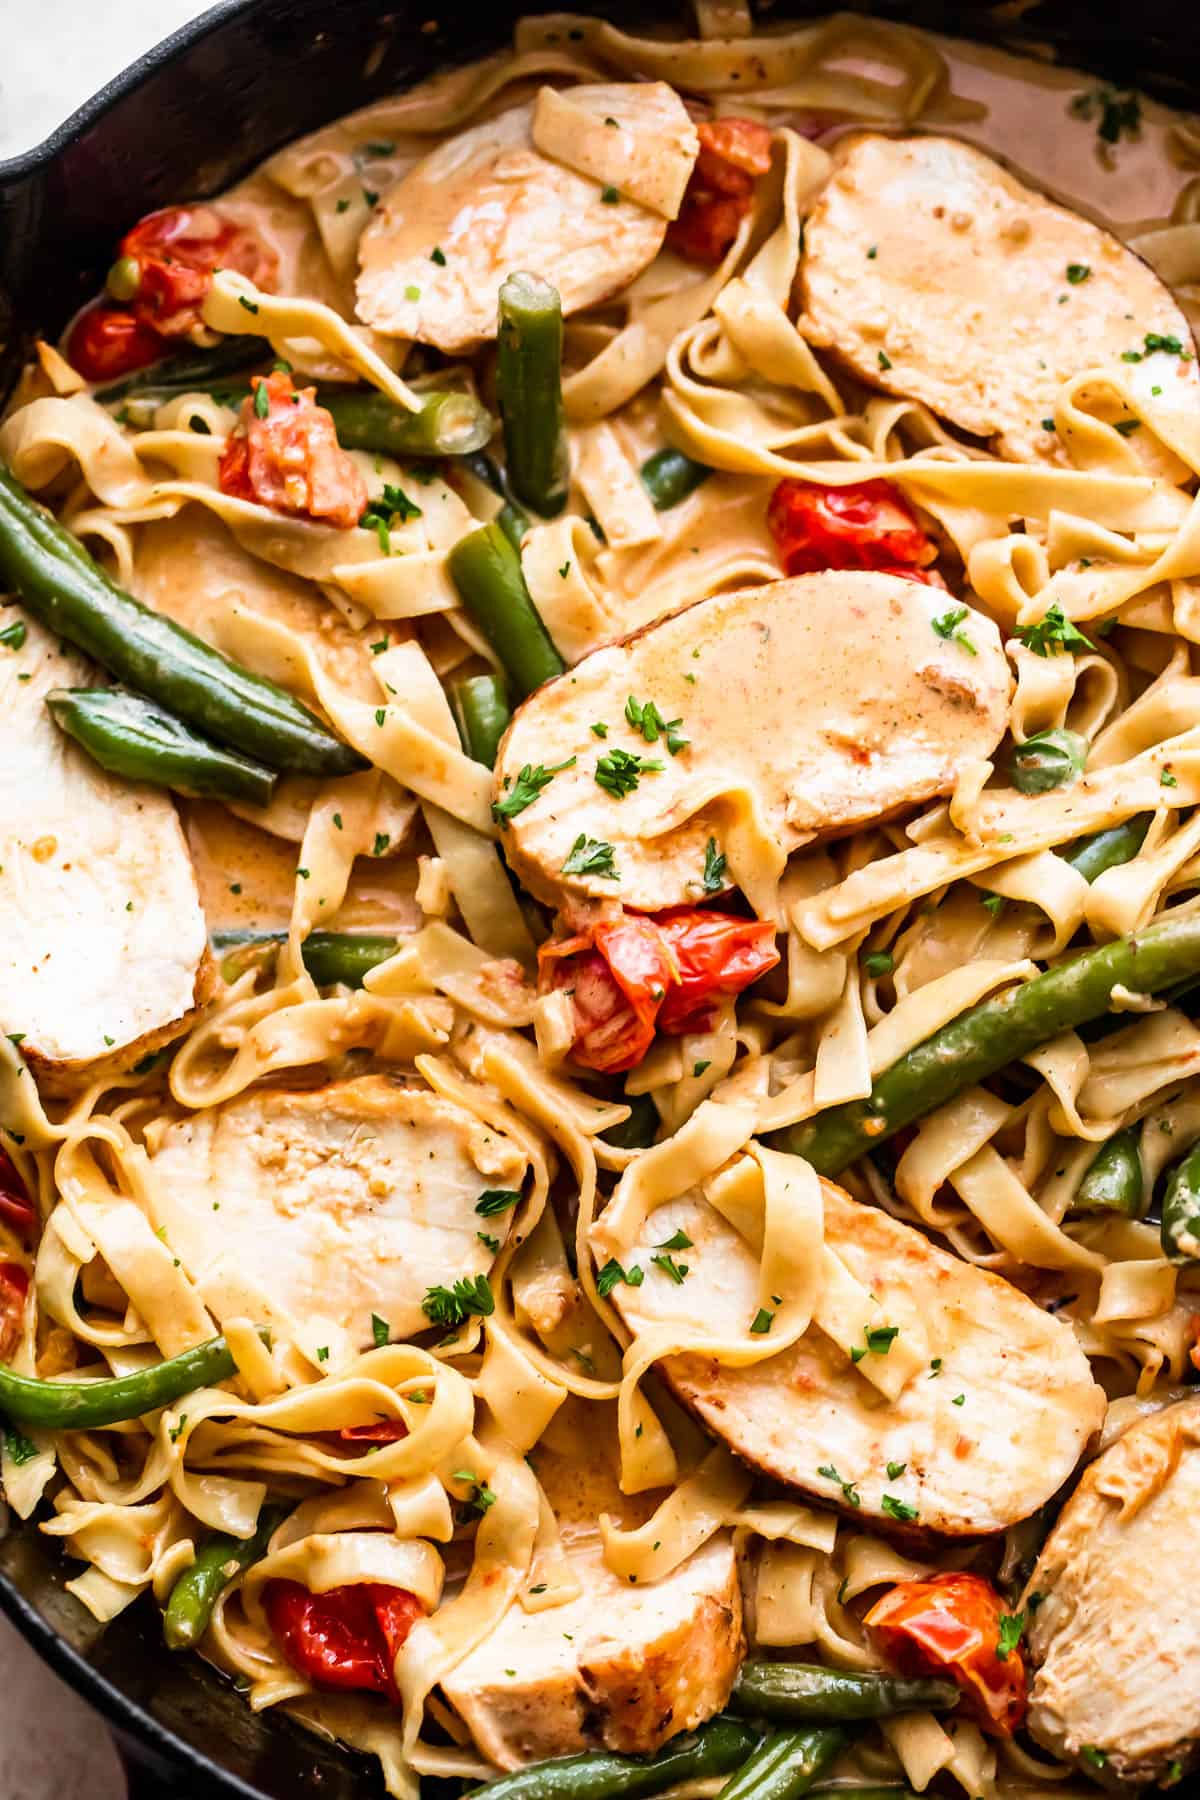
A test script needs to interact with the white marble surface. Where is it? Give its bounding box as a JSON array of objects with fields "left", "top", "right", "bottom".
[
  {"left": 2, "top": 9, "right": 216, "bottom": 1792},
  {"left": 0, "top": 0, "right": 214, "bottom": 159}
]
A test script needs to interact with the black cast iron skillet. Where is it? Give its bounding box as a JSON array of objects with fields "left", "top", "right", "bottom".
[{"left": 1, "top": 0, "right": 1199, "bottom": 1792}]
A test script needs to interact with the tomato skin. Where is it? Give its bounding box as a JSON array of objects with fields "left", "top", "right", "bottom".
[
  {"left": 767, "top": 479, "right": 937, "bottom": 579},
  {"left": 264, "top": 1580, "right": 422, "bottom": 1699},
  {"left": 119, "top": 205, "right": 277, "bottom": 338},
  {"left": 339, "top": 1420, "right": 409, "bottom": 1443},
  {"left": 0, "top": 1150, "right": 36, "bottom": 1240},
  {"left": 540, "top": 907, "right": 779, "bottom": 1072},
  {"left": 219, "top": 371, "right": 367, "bottom": 530},
  {"left": 668, "top": 118, "right": 773, "bottom": 264},
  {"left": 66, "top": 304, "right": 166, "bottom": 381},
  {"left": 0, "top": 1261, "right": 30, "bottom": 1363},
  {"left": 865, "top": 1572, "right": 1027, "bottom": 1736}
]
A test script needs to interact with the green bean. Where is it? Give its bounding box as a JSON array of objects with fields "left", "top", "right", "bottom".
[
  {"left": 602, "top": 1092, "right": 661, "bottom": 1150},
  {"left": 453, "top": 673, "right": 512, "bottom": 768},
  {"left": 731, "top": 1663, "right": 958, "bottom": 1723},
  {"left": 164, "top": 1505, "right": 287, "bottom": 1650},
  {"left": 0, "top": 1333, "right": 245, "bottom": 1430},
  {"left": 467, "top": 1717, "right": 761, "bottom": 1800},
  {"left": 714, "top": 1727, "right": 846, "bottom": 1800},
  {"left": 640, "top": 447, "right": 712, "bottom": 510},
  {"left": 1009, "top": 728, "right": 1088, "bottom": 795},
  {"left": 1072, "top": 1126, "right": 1145, "bottom": 1218},
  {"left": 0, "top": 464, "right": 363, "bottom": 777},
  {"left": 448, "top": 521, "right": 565, "bottom": 699},
  {"left": 497, "top": 500, "right": 531, "bottom": 552},
  {"left": 1061, "top": 815, "right": 1151, "bottom": 884},
  {"left": 210, "top": 930, "right": 398, "bottom": 989},
  {"left": 463, "top": 452, "right": 506, "bottom": 496},
  {"left": 318, "top": 387, "right": 493, "bottom": 458},
  {"left": 811, "top": 1790, "right": 919, "bottom": 1799},
  {"left": 46, "top": 688, "right": 276, "bottom": 808},
  {"left": 497, "top": 271, "right": 569, "bottom": 518},
  {"left": 1161, "top": 1142, "right": 1200, "bottom": 1260},
  {"left": 93, "top": 335, "right": 273, "bottom": 404},
  {"left": 774, "top": 911, "right": 1200, "bottom": 1175}
]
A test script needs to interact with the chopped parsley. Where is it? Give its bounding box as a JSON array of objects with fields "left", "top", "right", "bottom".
[
  {"left": 865, "top": 1324, "right": 899, "bottom": 1355},
  {"left": 253, "top": 380, "right": 270, "bottom": 420},
  {"left": 952, "top": 1392, "right": 966, "bottom": 1406},
  {"left": 693, "top": 1060, "right": 711, "bottom": 1077},
  {"left": 362, "top": 187, "right": 379, "bottom": 207},
  {"left": 1014, "top": 603, "right": 1094, "bottom": 657},
  {"left": 601, "top": 186, "right": 620, "bottom": 203},
  {"left": 422, "top": 1274, "right": 495, "bottom": 1328},
  {"left": 360, "top": 482, "right": 423, "bottom": 553},
  {"left": 1162, "top": 767, "right": 1179, "bottom": 788},
  {"left": 1069, "top": 86, "right": 1141, "bottom": 147},
  {"left": 372, "top": 831, "right": 390, "bottom": 856},
  {"left": 597, "top": 748, "right": 665, "bottom": 799},
  {"left": 375, "top": 708, "right": 387, "bottom": 727},
  {"left": 168, "top": 1414, "right": 188, "bottom": 1444},
  {"left": 316, "top": 1345, "right": 329, "bottom": 1363},
  {"left": 431, "top": 246, "right": 447, "bottom": 265},
  {"left": 625, "top": 695, "right": 688, "bottom": 754},
  {"left": 981, "top": 893, "right": 1006, "bottom": 918},
  {"left": 702, "top": 837, "right": 727, "bottom": 894},
  {"left": 750, "top": 1307, "right": 774, "bottom": 1334},
  {"left": 655, "top": 1230, "right": 693, "bottom": 1251},
  {"left": 591, "top": 722, "right": 609, "bottom": 738},
  {"left": 558, "top": 561, "right": 571, "bottom": 579},
  {"left": 886, "top": 1459, "right": 907, "bottom": 1480},
  {"left": 453, "top": 1470, "right": 497, "bottom": 1516},
  {"left": 596, "top": 1257, "right": 645, "bottom": 1297},
  {"left": 492, "top": 758, "right": 576, "bottom": 823},
  {"left": 929, "top": 1357, "right": 943, "bottom": 1377},
  {"left": 864, "top": 950, "right": 894, "bottom": 978},
  {"left": 931, "top": 605, "right": 977, "bottom": 655},
  {"left": 881, "top": 1494, "right": 919, "bottom": 1522},
  {"left": 371, "top": 1314, "right": 390, "bottom": 1348},
  {"left": 364, "top": 139, "right": 396, "bottom": 156},
  {"left": 477, "top": 1231, "right": 500, "bottom": 1254},
  {"left": 562, "top": 834, "right": 619, "bottom": 878},
  {"left": 878, "top": 350, "right": 893, "bottom": 371},
  {"left": 476, "top": 1189, "right": 522, "bottom": 1216},
  {"left": 817, "top": 1462, "right": 861, "bottom": 1508},
  {"left": 651, "top": 1251, "right": 690, "bottom": 1284},
  {"left": 237, "top": 295, "right": 260, "bottom": 314},
  {"left": 1123, "top": 330, "right": 1188, "bottom": 362},
  {"left": 3, "top": 1422, "right": 38, "bottom": 1466},
  {"left": 336, "top": 197, "right": 351, "bottom": 214},
  {"left": 997, "top": 1611, "right": 1026, "bottom": 1658},
  {"left": 404, "top": 284, "right": 421, "bottom": 302},
  {"left": 1114, "top": 417, "right": 1141, "bottom": 436},
  {"left": 1080, "top": 1748, "right": 1108, "bottom": 1770},
  {"left": 1066, "top": 263, "right": 1091, "bottom": 284}
]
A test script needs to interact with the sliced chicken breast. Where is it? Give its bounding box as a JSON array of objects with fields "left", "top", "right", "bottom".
[
  {"left": 443, "top": 1410, "right": 743, "bottom": 1766},
  {"left": 0, "top": 615, "right": 211, "bottom": 1087},
  {"left": 356, "top": 84, "right": 693, "bottom": 352},
  {"left": 1024, "top": 1398, "right": 1200, "bottom": 1786},
  {"left": 494, "top": 573, "right": 1010, "bottom": 913},
  {"left": 802, "top": 134, "right": 1198, "bottom": 464},
  {"left": 141, "top": 1076, "right": 530, "bottom": 1353},
  {"left": 598, "top": 1179, "right": 1103, "bottom": 1537}
]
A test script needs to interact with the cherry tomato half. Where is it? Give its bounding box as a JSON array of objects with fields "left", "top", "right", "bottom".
[
  {"left": 0, "top": 1261, "right": 30, "bottom": 1363},
  {"left": 668, "top": 118, "right": 774, "bottom": 264},
  {"left": 0, "top": 1150, "right": 36, "bottom": 1240},
  {"left": 118, "top": 204, "right": 277, "bottom": 339},
  {"left": 66, "top": 304, "right": 165, "bottom": 382},
  {"left": 865, "top": 1572, "right": 1028, "bottom": 1736},
  {"left": 264, "top": 1580, "right": 422, "bottom": 1700},
  {"left": 768, "top": 478, "right": 938, "bottom": 579},
  {"left": 219, "top": 370, "right": 367, "bottom": 530}
]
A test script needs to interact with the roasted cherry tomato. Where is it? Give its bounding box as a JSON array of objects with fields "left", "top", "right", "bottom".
[
  {"left": 0, "top": 1261, "right": 30, "bottom": 1363},
  {"left": 264, "top": 1580, "right": 423, "bottom": 1699},
  {"left": 0, "top": 1150, "right": 36, "bottom": 1240},
  {"left": 865, "top": 1572, "right": 1028, "bottom": 1736},
  {"left": 540, "top": 907, "right": 779, "bottom": 1072},
  {"left": 339, "top": 1420, "right": 410, "bottom": 1443},
  {"left": 66, "top": 303, "right": 166, "bottom": 382},
  {"left": 767, "top": 478, "right": 938, "bottom": 579},
  {"left": 116, "top": 204, "right": 277, "bottom": 340},
  {"left": 668, "top": 118, "right": 774, "bottom": 264},
  {"left": 219, "top": 370, "right": 367, "bottom": 530}
]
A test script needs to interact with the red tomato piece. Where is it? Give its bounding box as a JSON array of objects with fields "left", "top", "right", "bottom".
[
  {"left": 66, "top": 304, "right": 166, "bottom": 381},
  {"left": 339, "top": 1420, "right": 409, "bottom": 1443},
  {"left": 0, "top": 1150, "right": 36, "bottom": 1240},
  {"left": 655, "top": 910, "right": 780, "bottom": 1035},
  {"left": 264, "top": 1579, "right": 422, "bottom": 1700},
  {"left": 668, "top": 118, "right": 774, "bottom": 264},
  {"left": 219, "top": 371, "right": 367, "bottom": 530},
  {"left": 865, "top": 1572, "right": 1028, "bottom": 1736},
  {"left": 540, "top": 914, "right": 674, "bottom": 1073},
  {"left": 119, "top": 204, "right": 277, "bottom": 339},
  {"left": 540, "top": 908, "right": 779, "bottom": 1071},
  {"left": 0, "top": 1261, "right": 30, "bottom": 1363},
  {"left": 767, "top": 478, "right": 937, "bottom": 579}
]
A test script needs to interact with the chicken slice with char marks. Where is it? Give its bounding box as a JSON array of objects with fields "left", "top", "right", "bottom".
[
  {"left": 801, "top": 133, "right": 1198, "bottom": 465},
  {"left": 1024, "top": 1397, "right": 1200, "bottom": 1786},
  {"left": 0, "top": 616, "right": 211, "bottom": 1088}
]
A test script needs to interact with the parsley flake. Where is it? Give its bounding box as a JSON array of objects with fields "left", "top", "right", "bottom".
[
  {"left": 492, "top": 759, "right": 576, "bottom": 823},
  {"left": 750, "top": 1307, "right": 774, "bottom": 1334},
  {"left": 878, "top": 349, "right": 893, "bottom": 371},
  {"left": 601, "top": 186, "right": 620, "bottom": 203},
  {"left": 864, "top": 951, "right": 894, "bottom": 978},
  {"left": 655, "top": 1230, "right": 693, "bottom": 1251},
  {"left": 881, "top": 1494, "right": 919, "bottom": 1522},
  {"left": 818, "top": 1462, "right": 861, "bottom": 1507},
  {"left": 422, "top": 1274, "right": 495, "bottom": 1328},
  {"left": 702, "top": 837, "right": 727, "bottom": 894},
  {"left": 886, "top": 1459, "right": 907, "bottom": 1480},
  {"left": 997, "top": 1612, "right": 1026, "bottom": 1658},
  {"left": 253, "top": 380, "right": 270, "bottom": 420},
  {"left": 431, "top": 246, "right": 447, "bottom": 265},
  {"left": 476, "top": 1189, "right": 521, "bottom": 1216},
  {"left": 596, "top": 1258, "right": 644, "bottom": 1297},
  {"left": 1015, "top": 603, "right": 1094, "bottom": 657},
  {"left": 1066, "top": 263, "right": 1091, "bottom": 284},
  {"left": 932, "top": 606, "right": 977, "bottom": 655},
  {"left": 371, "top": 1314, "right": 390, "bottom": 1348},
  {"left": 360, "top": 483, "right": 423, "bottom": 554},
  {"left": 651, "top": 1251, "right": 689, "bottom": 1284}
]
